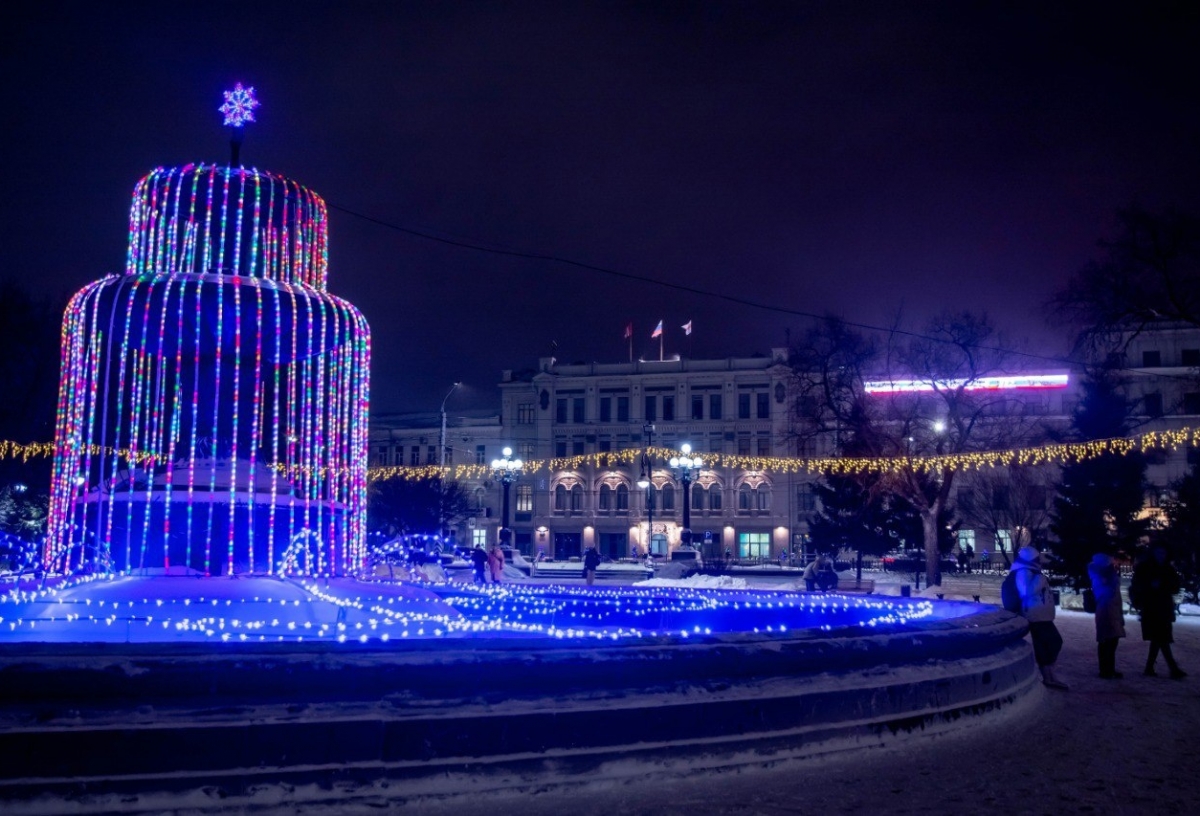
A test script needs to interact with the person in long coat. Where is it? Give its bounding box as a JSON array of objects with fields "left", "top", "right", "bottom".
[
  {"left": 488, "top": 545, "right": 505, "bottom": 584},
  {"left": 1131, "top": 545, "right": 1187, "bottom": 679},
  {"left": 1087, "top": 553, "right": 1126, "bottom": 679}
]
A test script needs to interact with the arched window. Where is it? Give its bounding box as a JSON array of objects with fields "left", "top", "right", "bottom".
[
  {"left": 709, "top": 486, "right": 722, "bottom": 511},
  {"left": 756, "top": 486, "right": 771, "bottom": 511},
  {"left": 738, "top": 484, "right": 753, "bottom": 511},
  {"left": 661, "top": 484, "right": 675, "bottom": 511},
  {"left": 691, "top": 483, "right": 704, "bottom": 510},
  {"left": 598, "top": 484, "right": 612, "bottom": 511},
  {"left": 474, "top": 487, "right": 487, "bottom": 511},
  {"left": 616, "top": 483, "right": 629, "bottom": 511},
  {"left": 570, "top": 484, "right": 584, "bottom": 512},
  {"left": 554, "top": 484, "right": 567, "bottom": 511}
]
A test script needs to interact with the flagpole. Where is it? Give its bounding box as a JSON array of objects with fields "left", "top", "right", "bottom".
[
  {"left": 659, "top": 330, "right": 664, "bottom": 362},
  {"left": 629, "top": 324, "right": 633, "bottom": 363}
]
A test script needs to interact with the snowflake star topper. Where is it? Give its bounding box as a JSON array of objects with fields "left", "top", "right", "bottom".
[{"left": 219, "top": 83, "right": 260, "bottom": 128}]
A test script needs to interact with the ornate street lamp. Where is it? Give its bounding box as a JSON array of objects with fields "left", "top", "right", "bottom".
[
  {"left": 637, "top": 423, "right": 655, "bottom": 556},
  {"left": 490, "top": 446, "right": 524, "bottom": 545},
  {"left": 669, "top": 442, "right": 702, "bottom": 551}
]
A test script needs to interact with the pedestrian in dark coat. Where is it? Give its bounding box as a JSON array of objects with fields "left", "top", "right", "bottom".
[
  {"left": 1130, "top": 546, "right": 1187, "bottom": 679},
  {"left": 470, "top": 546, "right": 488, "bottom": 585},
  {"left": 1088, "top": 553, "right": 1126, "bottom": 679},
  {"left": 583, "top": 547, "right": 601, "bottom": 585}
]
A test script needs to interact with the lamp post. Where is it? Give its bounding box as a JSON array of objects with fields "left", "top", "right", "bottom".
[
  {"left": 637, "top": 423, "right": 655, "bottom": 556},
  {"left": 490, "top": 446, "right": 524, "bottom": 545},
  {"left": 439, "top": 382, "right": 462, "bottom": 468},
  {"left": 669, "top": 442, "right": 702, "bottom": 552}
]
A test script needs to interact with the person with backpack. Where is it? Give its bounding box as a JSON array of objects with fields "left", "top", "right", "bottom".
[
  {"left": 1130, "top": 545, "right": 1187, "bottom": 679},
  {"left": 1008, "top": 545, "right": 1068, "bottom": 690},
  {"left": 1087, "top": 553, "right": 1126, "bottom": 679}
]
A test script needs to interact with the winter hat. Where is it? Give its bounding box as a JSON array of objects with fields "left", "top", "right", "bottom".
[{"left": 1014, "top": 545, "right": 1041, "bottom": 566}]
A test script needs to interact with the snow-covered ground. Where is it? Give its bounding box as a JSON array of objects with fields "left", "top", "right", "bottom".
[{"left": 258, "top": 609, "right": 1189, "bottom": 816}]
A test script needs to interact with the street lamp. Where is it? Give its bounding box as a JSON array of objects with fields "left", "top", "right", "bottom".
[
  {"left": 669, "top": 442, "right": 702, "bottom": 552},
  {"left": 490, "top": 446, "right": 524, "bottom": 545},
  {"left": 440, "top": 382, "right": 462, "bottom": 468},
  {"left": 637, "top": 423, "right": 655, "bottom": 556}
]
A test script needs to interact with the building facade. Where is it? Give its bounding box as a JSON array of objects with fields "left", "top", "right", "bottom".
[
  {"left": 369, "top": 324, "right": 1200, "bottom": 564},
  {"left": 497, "top": 350, "right": 808, "bottom": 561}
]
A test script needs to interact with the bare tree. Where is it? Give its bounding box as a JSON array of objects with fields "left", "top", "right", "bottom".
[
  {"left": 1050, "top": 206, "right": 1200, "bottom": 355},
  {"left": 957, "top": 465, "right": 1056, "bottom": 567},
  {"left": 792, "top": 312, "right": 1052, "bottom": 585}
]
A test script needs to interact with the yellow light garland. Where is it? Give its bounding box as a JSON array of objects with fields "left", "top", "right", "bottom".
[{"left": 4, "top": 427, "right": 1198, "bottom": 482}]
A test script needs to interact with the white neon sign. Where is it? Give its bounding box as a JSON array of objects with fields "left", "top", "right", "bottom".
[{"left": 863, "top": 374, "right": 1069, "bottom": 395}]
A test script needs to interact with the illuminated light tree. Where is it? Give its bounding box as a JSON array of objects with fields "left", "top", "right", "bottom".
[{"left": 46, "top": 161, "right": 371, "bottom": 577}]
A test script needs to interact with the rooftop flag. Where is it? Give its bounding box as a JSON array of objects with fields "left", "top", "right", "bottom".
[
  {"left": 624, "top": 321, "right": 633, "bottom": 339},
  {"left": 651, "top": 320, "right": 663, "bottom": 338},
  {"left": 682, "top": 320, "right": 692, "bottom": 336}
]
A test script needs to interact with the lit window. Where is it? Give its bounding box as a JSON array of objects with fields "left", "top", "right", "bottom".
[{"left": 738, "top": 532, "right": 770, "bottom": 558}]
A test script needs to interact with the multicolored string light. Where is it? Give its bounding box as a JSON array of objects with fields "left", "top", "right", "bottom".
[{"left": 46, "top": 165, "right": 370, "bottom": 577}]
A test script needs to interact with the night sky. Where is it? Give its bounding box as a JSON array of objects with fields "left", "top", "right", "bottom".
[{"left": 3, "top": 1, "right": 1198, "bottom": 416}]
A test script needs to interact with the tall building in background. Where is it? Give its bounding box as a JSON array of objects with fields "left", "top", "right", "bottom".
[{"left": 47, "top": 165, "right": 371, "bottom": 576}]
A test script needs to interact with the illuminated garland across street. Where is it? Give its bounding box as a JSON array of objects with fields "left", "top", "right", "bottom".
[{"left": 12, "top": 425, "right": 1193, "bottom": 482}]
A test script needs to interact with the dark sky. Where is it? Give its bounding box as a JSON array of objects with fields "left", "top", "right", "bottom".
[{"left": 3, "top": 1, "right": 1199, "bottom": 415}]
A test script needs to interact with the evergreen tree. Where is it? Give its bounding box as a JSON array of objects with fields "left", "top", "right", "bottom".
[
  {"left": 809, "top": 472, "right": 957, "bottom": 580},
  {"left": 1160, "top": 466, "right": 1200, "bottom": 604},
  {"left": 1051, "top": 369, "right": 1147, "bottom": 588},
  {"left": 367, "top": 477, "right": 475, "bottom": 538}
]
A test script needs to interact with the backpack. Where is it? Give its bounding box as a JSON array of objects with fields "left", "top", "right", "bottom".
[{"left": 1000, "top": 570, "right": 1023, "bottom": 614}]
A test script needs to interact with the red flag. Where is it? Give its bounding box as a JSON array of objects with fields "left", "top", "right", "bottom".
[{"left": 623, "top": 321, "right": 633, "bottom": 339}]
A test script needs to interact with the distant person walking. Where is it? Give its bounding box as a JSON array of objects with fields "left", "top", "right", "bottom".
[
  {"left": 1088, "top": 553, "right": 1126, "bottom": 679},
  {"left": 1130, "top": 545, "right": 1187, "bottom": 679},
  {"left": 1012, "top": 545, "right": 1068, "bottom": 690},
  {"left": 583, "top": 546, "right": 601, "bottom": 585},
  {"left": 488, "top": 544, "right": 505, "bottom": 584},
  {"left": 470, "top": 545, "right": 488, "bottom": 585}
]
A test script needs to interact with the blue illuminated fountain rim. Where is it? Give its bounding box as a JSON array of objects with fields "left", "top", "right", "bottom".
[{"left": 0, "top": 574, "right": 988, "bottom": 646}]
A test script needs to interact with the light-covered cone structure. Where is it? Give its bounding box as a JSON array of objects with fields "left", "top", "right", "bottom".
[{"left": 47, "top": 164, "right": 371, "bottom": 576}]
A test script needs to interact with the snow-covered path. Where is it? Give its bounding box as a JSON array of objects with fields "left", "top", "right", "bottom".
[{"left": 321, "top": 611, "right": 1200, "bottom": 816}]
